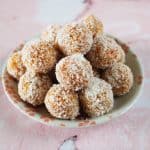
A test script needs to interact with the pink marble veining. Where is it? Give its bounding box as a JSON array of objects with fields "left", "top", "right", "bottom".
[{"left": 0, "top": 0, "right": 150, "bottom": 149}]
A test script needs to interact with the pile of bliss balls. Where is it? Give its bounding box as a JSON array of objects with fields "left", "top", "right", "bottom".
[{"left": 7, "top": 15, "right": 134, "bottom": 120}]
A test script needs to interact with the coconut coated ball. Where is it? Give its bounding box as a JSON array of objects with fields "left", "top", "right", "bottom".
[
  {"left": 40, "top": 24, "right": 61, "bottom": 48},
  {"left": 22, "top": 39, "right": 58, "bottom": 73},
  {"left": 18, "top": 71, "right": 52, "bottom": 106},
  {"left": 102, "top": 63, "right": 133, "bottom": 96},
  {"left": 79, "top": 77, "right": 114, "bottom": 117},
  {"left": 44, "top": 84, "right": 79, "bottom": 119},
  {"left": 82, "top": 15, "right": 103, "bottom": 37},
  {"left": 56, "top": 53, "right": 93, "bottom": 91},
  {"left": 7, "top": 51, "right": 26, "bottom": 80},
  {"left": 107, "top": 35, "right": 126, "bottom": 63},
  {"left": 86, "top": 34, "right": 122, "bottom": 69},
  {"left": 57, "top": 23, "right": 93, "bottom": 55}
]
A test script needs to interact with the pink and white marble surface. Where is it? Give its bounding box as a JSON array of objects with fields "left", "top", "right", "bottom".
[{"left": 0, "top": 0, "right": 150, "bottom": 149}]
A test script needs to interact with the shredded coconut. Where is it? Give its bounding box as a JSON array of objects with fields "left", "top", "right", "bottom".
[
  {"left": 7, "top": 51, "right": 26, "bottom": 80},
  {"left": 57, "top": 23, "right": 93, "bottom": 55},
  {"left": 18, "top": 71, "right": 52, "bottom": 106},
  {"left": 44, "top": 84, "right": 79, "bottom": 119},
  {"left": 22, "top": 39, "right": 58, "bottom": 73},
  {"left": 86, "top": 34, "right": 123, "bottom": 69},
  {"left": 82, "top": 15, "right": 103, "bottom": 37},
  {"left": 102, "top": 63, "right": 133, "bottom": 96},
  {"left": 79, "top": 77, "right": 114, "bottom": 117},
  {"left": 56, "top": 53, "right": 93, "bottom": 91}
]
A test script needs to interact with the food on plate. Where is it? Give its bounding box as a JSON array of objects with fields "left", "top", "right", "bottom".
[
  {"left": 56, "top": 53, "right": 93, "bottom": 91},
  {"left": 18, "top": 72, "right": 52, "bottom": 106},
  {"left": 40, "top": 24, "right": 61, "bottom": 48},
  {"left": 44, "top": 84, "right": 79, "bottom": 119},
  {"left": 7, "top": 51, "right": 25, "bottom": 80},
  {"left": 102, "top": 63, "right": 133, "bottom": 96},
  {"left": 82, "top": 15, "right": 103, "bottom": 37},
  {"left": 57, "top": 23, "right": 93, "bottom": 55},
  {"left": 86, "top": 34, "right": 123, "bottom": 69},
  {"left": 79, "top": 77, "right": 114, "bottom": 117},
  {"left": 22, "top": 39, "right": 58, "bottom": 73}
]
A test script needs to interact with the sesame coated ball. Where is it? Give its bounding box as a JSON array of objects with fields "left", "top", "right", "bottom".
[
  {"left": 82, "top": 15, "right": 103, "bottom": 37},
  {"left": 40, "top": 24, "right": 61, "bottom": 48},
  {"left": 56, "top": 53, "right": 93, "bottom": 91},
  {"left": 57, "top": 23, "right": 93, "bottom": 55},
  {"left": 22, "top": 39, "right": 58, "bottom": 73},
  {"left": 102, "top": 63, "right": 133, "bottom": 96},
  {"left": 44, "top": 84, "right": 79, "bottom": 119},
  {"left": 107, "top": 35, "right": 126, "bottom": 63},
  {"left": 79, "top": 77, "right": 114, "bottom": 117},
  {"left": 86, "top": 34, "right": 122, "bottom": 69},
  {"left": 18, "top": 71, "right": 52, "bottom": 106},
  {"left": 7, "top": 51, "right": 26, "bottom": 80}
]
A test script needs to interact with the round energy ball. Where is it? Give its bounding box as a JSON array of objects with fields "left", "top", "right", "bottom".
[
  {"left": 44, "top": 84, "right": 79, "bottom": 119},
  {"left": 102, "top": 63, "right": 134, "bottom": 96},
  {"left": 86, "top": 34, "right": 122, "bottom": 69},
  {"left": 57, "top": 23, "right": 93, "bottom": 55},
  {"left": 22, "top": 39, "right": 58, "bottom": 73},
  {"left": 56, "top": 53, "right": 93, "bottom": 91},
  {"left": 107, "top": 35, "right": 126, "bottom": 63},
  {"left": 18, "top": 72, "right": 52, "bottom": 106},
  {"left": 82, "top": 15, "right": 103, "bottom": 37},
  {"left": 7, "top": 51, "right": 26, "bottom": 80},
  {"left": 40, "top": 24, "right": 61, "bottom": 48},
  {"left": 79, "top": 77, "right": 114, "bottom": 117}
]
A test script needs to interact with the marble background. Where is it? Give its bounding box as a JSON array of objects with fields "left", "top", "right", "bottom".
[{"left": 0, "top": 0, "right": 150, "bottom": 149}]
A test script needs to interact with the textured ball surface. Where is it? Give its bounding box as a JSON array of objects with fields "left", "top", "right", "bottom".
[
  {"left": 40, "top": 24, "right": 61, "bottom": 48},
  {"left": 7, "top": 51, "right": 25, "bottom": 80},
  {"left": 57, "top": 23, "right": 93, "bottom": 55},
  {"left": 107, "top": 35, "right": 126, "bottom": 63},
  {"left": 82, "top": 15, "right": 103, "bottom": 37},
  {"left": 18, "top": 72, "right": 52, "bottom": 106},
  {"left": 44, "top": 84, "right": 79, "bottom": 119},
  {"left": 22, "top": 39, "right": 58, "bottom": 73},
  {"left": 56, "top": 53, "right": 93, "bottom": 91},
  {"left": 79, "top": 77, "right": 114, "bottom": 117},
  {"left": 102, "top": 63, "right": 134, "bottom": 96},
  {"left": 86, "top": 34, "right": 122, "bottom": 69}
]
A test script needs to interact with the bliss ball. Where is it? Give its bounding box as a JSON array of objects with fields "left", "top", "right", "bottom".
[
  {"left": 40, "top": 24, "right": 61, "bottom": 48},
  {"left": 56, "top": 53, "right": 93, "bottom": 91},
  {"left": 7, "top": 51, "right": 26, "bottom": 80},
  {"left": 79, "top": 77, "right": 114, "bottom": 117},
  {"left": 86, "top": 34, "right": 122, "bottom": 69},
  {"left": 22, "top": 39, "right": 58, "bottom": 73},
  {"left": 102, "top": 63, "right": 134, "bottom": 96},
  {"left": 107, "top": 35, "right": 126, "bottom": 63},
  {"left": 44, "top": 84, "right": 79, "bottom": 119},
  {"left": 82, "top": 15, "right": 103, "bottom": 37},
  {"left": 57, "top": 23, "right": 93, "bottom": 55},
  {"left": 18, "top": 71, "right": 52, "bottom": 106}
]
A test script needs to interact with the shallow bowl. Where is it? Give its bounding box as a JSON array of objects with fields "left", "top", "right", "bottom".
[{"left": 2, "top": 36, "right": 143, "bottom": 128}]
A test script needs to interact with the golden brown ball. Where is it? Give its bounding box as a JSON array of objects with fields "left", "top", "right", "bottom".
[
  {"left": 102, "top": 63, "right": 134, "bottom": 96},
  {"left": 44, "top": 84, "right": 79, "bottom": 119}
]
